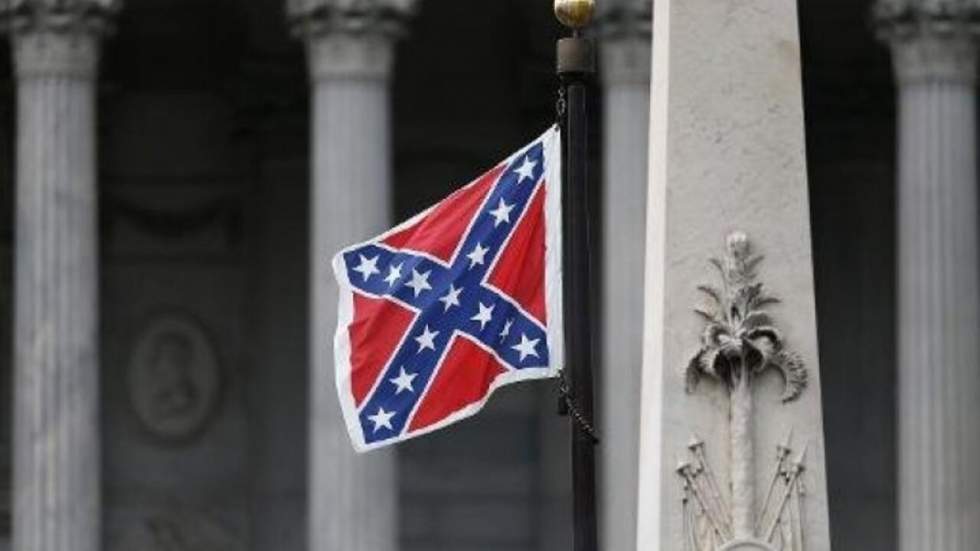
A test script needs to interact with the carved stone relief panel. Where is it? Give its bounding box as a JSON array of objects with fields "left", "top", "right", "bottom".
[
  {"left": 113, "top": 509, "right": 242, "bottom": 551},
  {"left": 102, "top": 187, "right": 246, "bottom": 260},
  {"left": 127, "top": 313, "right": 222, "bottom": 443},
  {"left": 678, "top": 233, "right": 812, "bottom": 551}
]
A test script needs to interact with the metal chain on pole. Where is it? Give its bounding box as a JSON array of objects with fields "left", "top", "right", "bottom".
[
  {"left": 556, "top": 85, "right": 567, "bottom": 123},
  {"left": 558, "top": 371, "right": 601, "bottom": 443}
]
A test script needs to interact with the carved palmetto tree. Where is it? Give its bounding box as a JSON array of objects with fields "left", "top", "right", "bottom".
[
  {"left": 684, "top": 232, "right": 807, "bottom": 543},
  {"left": 686, "top": 232, "right": 807, "bottom": 403}
]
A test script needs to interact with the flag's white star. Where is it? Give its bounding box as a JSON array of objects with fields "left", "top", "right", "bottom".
[
  {"left": 466, "top": 243, "right": 489, "bottom": 268},
  {"left": 415, "top": 325, "right": 439, "bottom": 352},
  {"left": 471, "top": 302, "right": 495, "bottom": 331},
  {"left": 439, "top": 284, "right": 463, "bottom": 312},
  {"left": 368, "top": 407, "right": 396, "bottom": 433},
  {"left": 352, "top": 254, "right": 380, "bottom": 281},
  {"left": 488, "top": 198, "right": 515, "bottom": 227},
  {"left": 514, "top": 157, "right": 537, "bottom": 183},
  {"left": 383, "top": 263, "right": 403, "bottom": 287},
  {"left": 405, "top": 268, "right": 432, "bottom": 297},
  {"left": 389, "top": 367, "right": 418, "bottom": 395},
  {"left": 500, "top": 318, "right": 513, "bottom": 340},
  {"left": 511, "top": 333, "right": 540, "bottom": 361}
]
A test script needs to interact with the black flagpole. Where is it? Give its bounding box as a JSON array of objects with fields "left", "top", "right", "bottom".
[{"left": 555, "top": 2, "right": 598, "bottom": 550}]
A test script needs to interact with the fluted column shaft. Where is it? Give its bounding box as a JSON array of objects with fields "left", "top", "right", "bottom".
[
  {"left": 302, "top": 30, "right": 398, "bottom": 551},
  {"left": 10, "top": 28, "right": 104, "bottom": 551},
  {"left": 598, "top": 22, "right": 650, "bottom": 551},
  {"left": 888, "top": 30, "right": 980, "bottom": 551}
]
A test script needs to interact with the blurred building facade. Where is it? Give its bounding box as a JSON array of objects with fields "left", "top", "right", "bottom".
[{"left": 0, "top": 0, "right": 967, "bottom": 550}]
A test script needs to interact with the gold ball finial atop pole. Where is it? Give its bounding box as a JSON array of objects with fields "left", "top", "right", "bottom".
[{"left": 554, "top": 0, "right": 595, "bottom": 29}]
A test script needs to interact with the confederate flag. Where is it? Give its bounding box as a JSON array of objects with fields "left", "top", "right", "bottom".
[{"left": 332, "top": 127, "right": 564, "bottom": 451}]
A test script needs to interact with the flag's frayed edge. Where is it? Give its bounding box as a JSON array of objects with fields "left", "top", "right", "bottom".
[{"left": 332, "top": 126, "right": 564, "bottom": 453}]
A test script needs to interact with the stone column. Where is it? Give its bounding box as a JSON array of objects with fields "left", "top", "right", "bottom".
[
  {"left": 0, "top": 2, "right": 118, "bottom": 551},
  {"left": 596, "top": 2, "right": 651, "bottom": 550},
  {"left": 875, "top": 3, "right": 980, "bottom": 549},
  {"left": 287, "top": 2, "right": 414, "bottom": 550}
]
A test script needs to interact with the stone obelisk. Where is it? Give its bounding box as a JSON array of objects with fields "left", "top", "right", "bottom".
[{"left": 635, "top": 0, "right": 832, "bottom": 549}]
